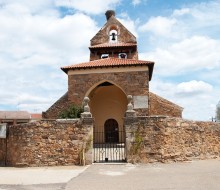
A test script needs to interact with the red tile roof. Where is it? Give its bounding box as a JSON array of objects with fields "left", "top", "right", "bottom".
[
  {"left": 0, "top": 111, "right": 30, "bottom": 120},
  {"left": 89, "top": 42, "right": 136, "bottom": 49},
  {"left": 61, "top": 57, "right": 154, "bottom": 80},
  {"left": 30, "top": 113, "right": 42, "bottom": 119}
]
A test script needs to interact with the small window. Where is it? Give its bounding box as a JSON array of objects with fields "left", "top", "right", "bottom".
[
  {"left": 118, "top": 53, "right": 127, "bottom": 59},
  {"left": 101, "top": 54, "right": 109, "bottom": 59}
]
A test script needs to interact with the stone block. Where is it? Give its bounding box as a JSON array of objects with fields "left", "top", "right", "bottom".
[{"left": 81, "top": 117, "right": 94, "bottom": 125}]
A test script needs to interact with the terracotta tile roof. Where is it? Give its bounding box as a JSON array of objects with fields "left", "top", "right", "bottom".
[
  {"left": 61, "top": 57, "right": 154, "bottom": 80},
  {"left": 30, "top": 113, "right": 42, "bottom": 119},
  {"left": 0, "top": 111, "right": 31, "bottom": 120},
  {"left": 89, "top": 42, "right": 137, "bottom": 49}
]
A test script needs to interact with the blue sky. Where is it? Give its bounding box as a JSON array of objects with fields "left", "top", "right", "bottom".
[{"left": 0, "top": 0, "right": 219, "bottom": 121}]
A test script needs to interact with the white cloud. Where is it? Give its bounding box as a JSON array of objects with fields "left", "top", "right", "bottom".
[
  {"left": 140, "top": 36, "right": 220, "bottom": 76},
  {"left": 118, "top": 14, "right": 139, "bottom": 37},
  {"left": 187, "top": 1, "right": 220, "bottom": 27},
  {"left": 159, "top": 3, "right": 219, "bottom": 43},
  {"left": 172, "top": 8, "right": 190, "bottom": 16},
  {"left": 0, "top": 0, "right": 57, "bottom": 16},
  {"left": 150, "top": 78, "right": 218, "bottom": 121},
  {"left": 139, "top": 16, "right": 176, "bottom": 36},
  {"left": 17, "top": 93, "right": 51, "bottom": 104},
  {"left": 176, "top": 80, "right": 213, "bottom": 95},
  {"left": 132, "top": 0, "right": 141, "bottom": 6},
  {"left": 139, "top": 0, "right": 220, "bottom": 42},
  {"left": 140, "top": 1, "right": 220, "bottom": 121},
  {"left": 55, "top": 0, "right": 120, "bottom": 14},
  {"left": 0, "top": 1, "right": 99, "bottom": 113},
  {"left": 141, "top": 34, "right": 220, "bottom": 121}
]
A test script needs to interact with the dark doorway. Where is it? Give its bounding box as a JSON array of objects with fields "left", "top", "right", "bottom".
[{"left": 104, "top": 119, "right": 119, "bottom": 143}]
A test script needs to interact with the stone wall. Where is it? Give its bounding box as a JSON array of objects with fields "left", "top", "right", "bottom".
[
  {"left": 5, "top": 119, "right": 93, "bottom": 167},
  {"left": 89, "top": 13, "right": 138, "bottom": 61},
  {"left": 149, "top": 92, "right": 183, "bottom": 118},
  {"left": 1, "top": 116, "right": 219, "bottom": 166},
  {"left": 89, "top": 49, "right": 138, "bottom": 61},
  {"left": 125, "top": 117, "right": 220, "bottom": 163},
  {"left": 90, "top": 15, "right": 136, "bottom": 46},
  {"left": 68, "top": 71, "right": 149, "bottom": 116},
  {"left": 43, "top": 92, "right": 71, "bottom": 119},
  {"left": 43, "top": 90, "right": 184, "bottom": 120},
  {"left": 0, "top": 139, "right": 6, "bottom": 166}
]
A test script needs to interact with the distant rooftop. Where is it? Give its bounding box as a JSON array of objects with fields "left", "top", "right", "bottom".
[
  {"left": 30, "top": 113, "right": 42, "bottom": 119},
  {"left": 0, "top": 111, "right": 30, "bottom": 120},
  {"left": 0, "top": 111, "right": 42, "bottom": 120}
]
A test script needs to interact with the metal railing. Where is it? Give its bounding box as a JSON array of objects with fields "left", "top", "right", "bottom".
[{"left": 93, "top": 128, "right": 126, "bottom": 163}]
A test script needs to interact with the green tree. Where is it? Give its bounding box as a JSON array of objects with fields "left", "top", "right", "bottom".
[{"left": 59, "top": 105, "right": 83, "bottom": 119}]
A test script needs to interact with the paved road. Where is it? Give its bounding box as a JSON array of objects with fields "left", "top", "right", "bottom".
[
  {"left": 0, "top": 166, "right": 88, "bottom": 190},
  {"left": 66, "top": 159, "right": 220, "bottom": 190},
  {"left": 0, "top": 159, "right": 220, "bottom": 190}
]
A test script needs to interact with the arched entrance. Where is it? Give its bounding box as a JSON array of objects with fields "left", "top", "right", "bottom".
[
  {"left": 88, "top": 81, "right": 127, "bottom": 138},
  {"left": 105, "top": 119, "right": 119, "bottom": 143},
  {"left": 87, "top": 81, "right": 127, "bottom": 163}
]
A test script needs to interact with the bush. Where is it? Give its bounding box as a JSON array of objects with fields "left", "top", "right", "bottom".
[{"left": 59, "top": 105, "right": 83, "bottom": 119}]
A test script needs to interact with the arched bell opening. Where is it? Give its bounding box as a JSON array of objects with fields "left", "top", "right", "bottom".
[{"left": 109, "top": 29, "right": 118, "bottom": 43}]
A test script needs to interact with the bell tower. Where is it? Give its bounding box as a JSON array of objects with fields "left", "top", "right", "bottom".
[
  {"left": 45, "top": 9, "right": 183, "bottom": 123},
  {"left": 89, "top": 10, "right": 138, "bottom": 61}
]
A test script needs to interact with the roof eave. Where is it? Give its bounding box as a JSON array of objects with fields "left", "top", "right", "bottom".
[
  {"left": 61, "top": 67, "right": 68, "bottom": 74},
  {"left": 89, "top": 45, "right": 137, "bottom": 50},
  {"left": 149, "top": 63, "right": 154, "bottom": 81},
  {"left": 61, "top": 62, "right": 155, "bottom": 78}
]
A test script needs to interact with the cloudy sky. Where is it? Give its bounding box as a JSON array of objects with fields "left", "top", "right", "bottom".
[{"left": 0, "top": 0, "right": 219, "bottom": 121}]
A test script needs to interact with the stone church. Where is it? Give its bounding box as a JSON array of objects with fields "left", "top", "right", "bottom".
[
  {"left": 1, "top": 11, "right": 219, "bottom": 167},
  {"left": 43, "top": 10, "right": 182, "bottom": 128}
]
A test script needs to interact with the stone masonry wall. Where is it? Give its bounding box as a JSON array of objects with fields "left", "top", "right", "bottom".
[
  {"left": 90, "top": 50, "right": 138, "bottom": 61},
  {"left": 0, "top": 139, "right": 6, "bottom": 166},
  {"left": 43, "top": 92, "right": 71, "bottom": 119},
  {"left": 1, "top": 116, "right": 219, "bottom": 166},
  {"left": 125, "top": 117, "right": 220, "bottom": 163},
  {"left": 149, "top": 92, "right": 183, "bottom": 118},
  {"left": 5, "top": 119, "right": 93, "bottom": 167},
  {"left": 68, "top": 70, "right": 149, "bottom": 116},
  {"left": 90, "top": 16, "right": 136, "bottom": 46}
]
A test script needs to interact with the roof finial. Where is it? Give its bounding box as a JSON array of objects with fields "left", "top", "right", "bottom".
[{"left": 105, "top": 10, "right": 115, "bottom": 20}]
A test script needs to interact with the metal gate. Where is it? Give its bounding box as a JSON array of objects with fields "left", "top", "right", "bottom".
[{"left": 93, "top": 126, "right": 126, "bottom": 163}]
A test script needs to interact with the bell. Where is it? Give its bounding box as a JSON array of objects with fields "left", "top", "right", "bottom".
[{"left": 111, "top": 33, "right": 116, "bottom": 41}]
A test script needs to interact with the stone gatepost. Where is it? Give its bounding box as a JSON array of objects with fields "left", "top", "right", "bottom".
[
  {"left": 80, "top": 97, "right": 94, "bottom": 165},
  {"left": 125, "top": 95, "right": 136, "bottom": 118},
  {"left": 124, "top": 95, "right": 137, "bottom": 163},
  {"left": 81, "top": 97, "right": 94, "bottom": 126}
]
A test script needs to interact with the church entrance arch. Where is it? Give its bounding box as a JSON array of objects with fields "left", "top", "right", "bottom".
[
  {"left": 87, "top": 81, "right": 127, "bottom": 163},
  {"left": 88, "top": 81, "right": 127, "bottom": 137}
]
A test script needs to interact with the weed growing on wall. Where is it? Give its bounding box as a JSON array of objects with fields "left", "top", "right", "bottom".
[
  {"left": 130, "top": 126, "right": 143, "bottom": 155},
  {"left": 79, "top": 135, "right": 93, "bottom": 166},
  {"left": 59, "top": 105, "right": 83, "bottom": 119}
]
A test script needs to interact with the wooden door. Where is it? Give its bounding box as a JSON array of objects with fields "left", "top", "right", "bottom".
[{"left": 104, "top": 119, "right": 119, "bottom": 143}]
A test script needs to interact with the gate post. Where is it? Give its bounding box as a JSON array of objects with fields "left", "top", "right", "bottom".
[
  {"left": 0, "top": 123, "right": 7, "bottom": 166},
  {"left": 124, "top": 95, "right": 137, "bottom": 163},
  {"left": 80, "top": 97, "right": 94, "bottom": 165}
]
